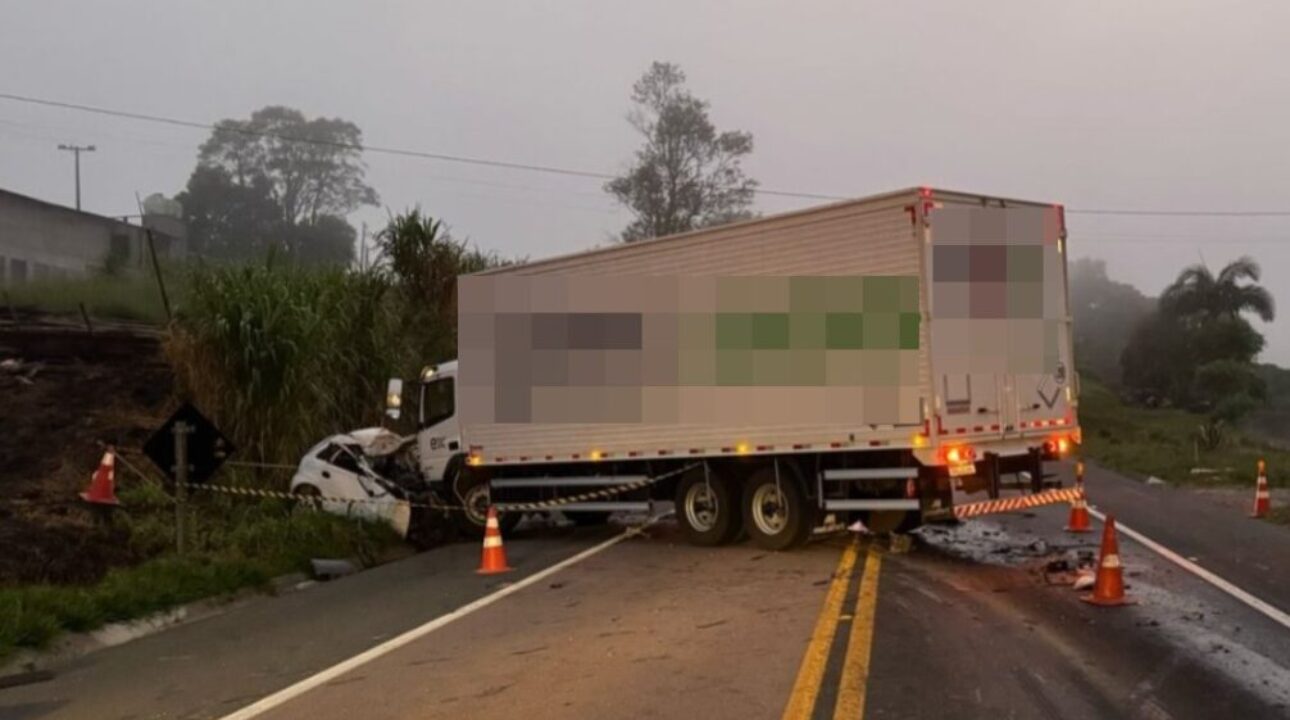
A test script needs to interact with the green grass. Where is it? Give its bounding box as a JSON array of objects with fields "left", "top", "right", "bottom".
[
  {"left": 0, "top": 475, "right": 402, "bottom": 661},
  {"left": 4, "top": 273, "right": 177, "bottom": 325},
  {"left": 1079, "top": 377, "right": 1290, "bottom": 489}
]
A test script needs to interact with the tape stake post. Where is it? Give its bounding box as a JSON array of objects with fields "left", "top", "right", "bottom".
[{"left": 172, "top": 420, "right": 192, "bottom": 555}]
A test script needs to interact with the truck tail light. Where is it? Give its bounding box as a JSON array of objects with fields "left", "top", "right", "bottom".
[
  {"left": 1043, "top": 435, "right": 1074, "bottom": 457},
  {"left": 941, "top": 444, "right": 976, "bottom": 465}
]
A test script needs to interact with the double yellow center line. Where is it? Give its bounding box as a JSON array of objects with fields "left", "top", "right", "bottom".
[{"left": 782, "top": 540, "right": 883, "bottom": 720}]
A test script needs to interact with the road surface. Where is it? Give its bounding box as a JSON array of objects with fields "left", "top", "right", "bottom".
[{"left": 3, "top": 464, "right": 1288, "bottom": 720}]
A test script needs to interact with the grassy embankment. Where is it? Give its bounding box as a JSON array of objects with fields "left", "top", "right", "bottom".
[
  {"left": 1078, "top": 377, "right": 1289, "bottom": 499},
  {"left": 0, "top": 473, "right": 401, "bottom": 662},
  {"left": 1, "top": 267, "right": 408, "bottom": 662}
]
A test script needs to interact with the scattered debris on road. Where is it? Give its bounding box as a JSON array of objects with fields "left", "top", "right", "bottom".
[{"left": 310, "top": 558, "right": 359, "bottom": 581}]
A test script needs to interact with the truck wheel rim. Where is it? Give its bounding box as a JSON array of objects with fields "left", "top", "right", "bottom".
[
  {"left": 463, "top": 485, "right": 490, "bottom": 525},
  {"left": 751, "top": 485, "right": 788, "bottom": 535},
  {"left": 684, "top": 484, "right": 719, "bottom": 532}
]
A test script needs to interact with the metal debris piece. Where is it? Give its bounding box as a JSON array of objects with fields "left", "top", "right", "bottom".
[{"left": 309, "top": 558, "right": 358, "bottom": 581}]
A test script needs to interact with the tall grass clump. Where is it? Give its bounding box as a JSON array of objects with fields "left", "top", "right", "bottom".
[
  {"left": 165, "top": 210, "right": 507, "bottom": 466},
  {"left": 167, "top": 262, "right": 402, "bottom": 465},
  {"left": 372, "top": 208, "right": 508, "bottom": 364}
]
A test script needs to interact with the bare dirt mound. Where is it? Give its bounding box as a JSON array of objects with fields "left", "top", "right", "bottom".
[{"left": 0, "top": 312, "right": 173, "bottom": 585}]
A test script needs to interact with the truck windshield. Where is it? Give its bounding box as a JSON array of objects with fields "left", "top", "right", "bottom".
[{"left": 421, "top": 377, "right": 454, "bottom": 428}]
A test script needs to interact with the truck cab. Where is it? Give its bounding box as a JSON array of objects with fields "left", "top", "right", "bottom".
[{"left": 413, "top": 361, "right": 461, "bottom": 485}]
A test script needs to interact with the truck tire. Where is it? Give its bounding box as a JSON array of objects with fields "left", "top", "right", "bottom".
[
  {"left": 743, "top": 465, "right": 813, "bottom": 551},
  {"left": 675, "top": 467, "right": 741, "bottom": 546},
  {"left": 452, "top": 470, "right": 521, "bottom": 539}
]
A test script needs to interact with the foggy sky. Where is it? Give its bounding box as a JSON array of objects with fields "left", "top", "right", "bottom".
[{"left": 2, "top": 1, "right": 1288, "bottom": 362}]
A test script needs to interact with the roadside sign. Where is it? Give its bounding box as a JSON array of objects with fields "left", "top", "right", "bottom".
[{"left": 143, "top": 402, "right": 234, "bottom": 483}]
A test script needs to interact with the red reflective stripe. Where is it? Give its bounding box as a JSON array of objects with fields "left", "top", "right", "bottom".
[
  {"left": 757, "top": 445, "right": 772, "bottom": 451},
  {"left": 973, "top": 425, "right": 984, "bottom": 432},
  {"left": 689, "top": 448, "right": 703, "bottom": 455},
  {"left": 544, "top": 455, "right": 554, "bottom": 461},
  {"left": 658, "top": 450, "right": 671, "bottom": 456},
  {"left": 955, "top": 427, "right": 966, "bottom": 434},
  {"left": 990, "top": 424, "right": 1000, "bottom": 431},
  {"left": 721, "top": 447, "right": 734, "bottom": 453}
]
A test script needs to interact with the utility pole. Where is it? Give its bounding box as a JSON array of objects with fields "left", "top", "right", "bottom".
[{"left": 57, "top": 143, "right": 96, "bottom": 210}]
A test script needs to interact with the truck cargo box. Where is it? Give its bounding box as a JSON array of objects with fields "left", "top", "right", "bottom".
[{"left": 457, "top": 187, "right": 1076, "bottom": 467}]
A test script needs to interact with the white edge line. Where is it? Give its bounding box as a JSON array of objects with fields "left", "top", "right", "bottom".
[
  {"left": 217, "top": 517, "right": 665, "bottom": 720},
  {"left": 1088, "top": 507, "right": 1290, "bottom": 631}
]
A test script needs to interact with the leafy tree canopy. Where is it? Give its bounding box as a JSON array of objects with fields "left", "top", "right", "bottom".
[
  {"left": 606, "top": 62, "right": 758, "bottom": 242},
  {"left": 178, "top": 106, "right": 379, "bottom": 265},
  {"left": 1120, "top": 257, "right": 1275, "bottom": 419}
]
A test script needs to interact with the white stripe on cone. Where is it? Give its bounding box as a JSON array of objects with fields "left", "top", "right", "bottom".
[
  {"left": 1101, "top": 553, "right": 1122, "bottom": 569},
  {"left": 483, "top": 536, "right": 503, "bottom": 549}
]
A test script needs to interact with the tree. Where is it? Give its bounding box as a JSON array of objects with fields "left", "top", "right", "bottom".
[
  {"left": 178, "top": 106, "right": 379, "bottom": 264},
  {"left": 1159, "top": 256, "right": 1275, "bottom": 325},
  {"left": 178, "top": 166, "right": 281, "bottom": 262},
  {"left": 606, "top": 62, "right": 758, "bottom": 242},
  {"left": 1121, "top": 257, "right": 1275, "bottom": 418}
]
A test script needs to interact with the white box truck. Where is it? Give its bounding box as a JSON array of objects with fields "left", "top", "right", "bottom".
[{"left": 403, "top": 187, "right": 1080, "bottom": 549}]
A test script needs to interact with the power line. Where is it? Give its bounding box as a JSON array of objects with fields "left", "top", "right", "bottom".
[
  {"left": 0, "top": 91, "right": 839, "bottom": 201},
  {"left": 7, "top": 90, "right": 1290, "bottom": 213}
]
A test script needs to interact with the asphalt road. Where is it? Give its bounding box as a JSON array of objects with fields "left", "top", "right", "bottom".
[{"left": 3, "top": 466, "right": 1289, "bottom": 720}]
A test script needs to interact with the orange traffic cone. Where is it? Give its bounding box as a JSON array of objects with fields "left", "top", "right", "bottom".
[
  {"left": 80, "top": 447, "right": 120, "bottom": 506},
  {"left": 1251, "top": 459, "right": 1271, "bottom": 519},
  {"left": 1081, "top": 514, "right": 1134, "bottom": 606},
  {"left": 476, "top": 506, "right": 513, "bottom": 575},
  {"left": 1066, "top": 461, "right": 1092, "bottom": 533}
]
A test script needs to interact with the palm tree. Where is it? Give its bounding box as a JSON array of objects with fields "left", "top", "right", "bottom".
[{"left": 1159, "top": 256, "right": 1275, "bottom": 323}]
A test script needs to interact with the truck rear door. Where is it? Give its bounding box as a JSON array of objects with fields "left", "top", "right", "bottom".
[{"left": 924, "top": 200, "right": 1074, "bottom": 440}]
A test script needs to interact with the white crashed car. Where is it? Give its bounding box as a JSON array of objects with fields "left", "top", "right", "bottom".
[{"left": 290, "top": 428, "right": 413, "bottom": 537}]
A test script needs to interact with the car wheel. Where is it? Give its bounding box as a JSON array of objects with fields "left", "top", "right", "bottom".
[{"left": 292, "top": 484, "right": 323, "bottom": 511}]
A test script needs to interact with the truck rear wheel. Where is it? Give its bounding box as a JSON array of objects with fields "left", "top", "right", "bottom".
[
  {"left": 743, "top": 465, "right": 813, "bottom": 551},
  {"left": 675, "top": 467, "right": 741, "bottom": 546}
]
